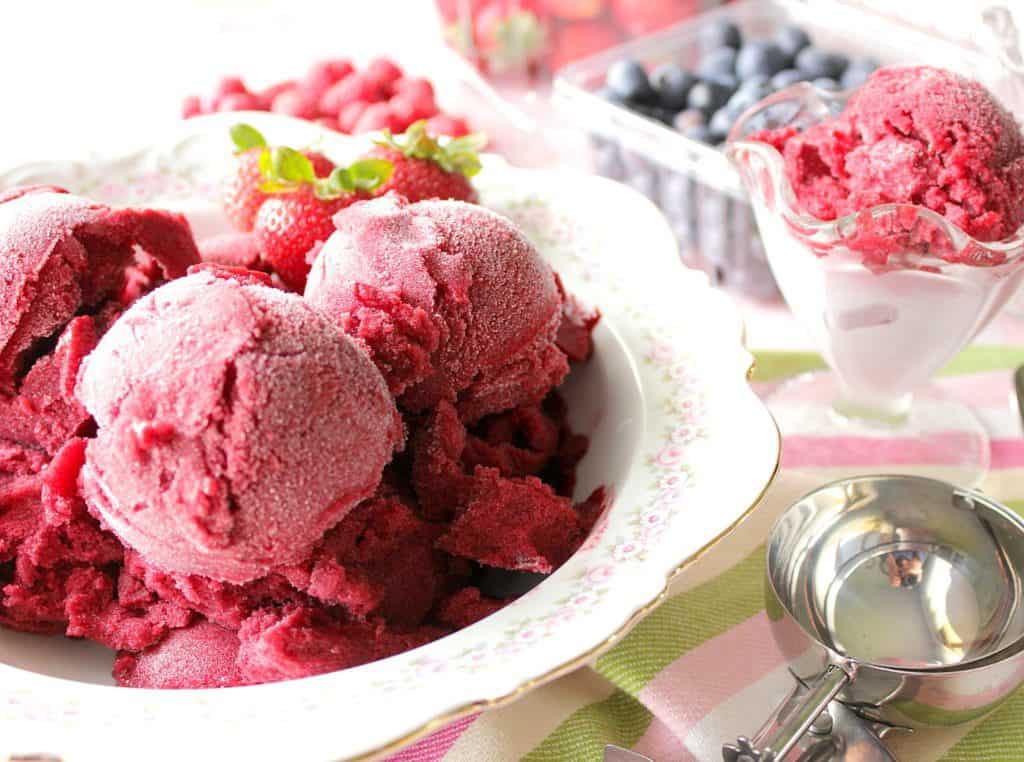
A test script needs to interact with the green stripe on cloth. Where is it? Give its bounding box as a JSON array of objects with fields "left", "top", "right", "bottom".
[
  {"left": 938, "top": 687, "right": 1024, "bottom": 761},
  {"left": 595, "top": 548, "right": 765, "bottom": 695},
  {"left": 521, "top": 689, "right": 653, "bottom": 762},
  {"left": 752, "top": 345, "right": 1024, "bottom": 383}
]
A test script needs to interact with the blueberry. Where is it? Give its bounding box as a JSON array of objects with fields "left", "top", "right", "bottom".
[
  {"left": 697, "top": 47, "right": 737, "bottom": 84},
  {"left": 478, "top": 568, "right": 549, "bottom": 599},
  {"left": 685, "top": 124, "right": 714, "bottom": 144},
  {"left": 708, "top": 107, "right": 735, "bottom": 141},
  {"left": 728, "top": 80, "right": 773, "bottom": 115},
  {"left": 650, "top": 63, "right": 697, "bottom": 110},
  {"left": 687, "top": 80, "right": 734, "bottom": 115},
  {"left": 812, "top": 77, "right": 840, "bottom": 91},
  {"left": 774, "top": 25, "right": 812, "bottom": 59},
  {"left": 635, "top": 104, "right": 678, "bottom": 125},
  {"left": 840, "top": 56, "right": 880, "bottom": 89},
  {"left": 596, "top": 86, "right": 626, "bottom": 104},
  {"left": 771, "top": 68, "right": 805, "bottom": 90},
  {"left": 700, "top": 19, "right": 742, "bottom": 51},
  {"left": 606, "top": 59, "right": 656, "bottom": 104},
  {"left": 795, "top": 47, "right": 848, "bottom": 80},
  {"left": 735, "top": 40, "right": 791, "bottom": 80},
  {"left": 673, "top": 107, "right": 706, "bottom": 132}
]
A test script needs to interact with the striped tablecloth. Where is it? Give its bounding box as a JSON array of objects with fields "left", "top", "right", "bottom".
[{"left": 383, "top": 344, "right": 1024, "bottom": 762}]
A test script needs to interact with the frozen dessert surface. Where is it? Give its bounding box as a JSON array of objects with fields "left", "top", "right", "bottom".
[
  {"left": 78, "top": 267, "right": 404, "bottom": 583},
  {"left": 0, "top": 187, "right": 199, "bottom": 454},
  {"left": 0, "top": 181, "right": 605, "bottom": 690},
  {"left": 305, "top": 194, "right": 568, "bottom": 421},
  {"left": 753, "top": 66, "right": 1024, "bottom": 242}
]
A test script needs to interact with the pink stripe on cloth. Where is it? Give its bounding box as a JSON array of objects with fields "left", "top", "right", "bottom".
[
  {"left": 632, "top": 716, "right": 697, "bottom": 762},
  {"left": 383, "top": 713, "right": 479, "bottom": 762},
  {"left": 637, "top": 612, "right": 785, "bottom": 742},
  {"left": 782, "top": 434, "right": 1024, "bottom": 468},
  {"left": 754, "top": 370, "right": 1014, "bottom": 408}
]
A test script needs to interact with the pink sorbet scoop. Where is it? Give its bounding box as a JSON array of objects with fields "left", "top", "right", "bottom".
[
  {"left": 78, "top": 267, "right": 404, "bottom": 583},
  {"left": 304, "top": 194, "right": 568, "bottom": 422}
]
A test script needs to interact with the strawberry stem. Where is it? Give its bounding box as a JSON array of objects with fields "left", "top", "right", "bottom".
[{"left": 376, "top": 120, "right": 487, "bottom": 178}]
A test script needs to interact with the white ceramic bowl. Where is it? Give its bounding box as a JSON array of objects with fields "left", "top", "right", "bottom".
[{"left": 0, "top": 114, "right": 779, "bottom": 762}]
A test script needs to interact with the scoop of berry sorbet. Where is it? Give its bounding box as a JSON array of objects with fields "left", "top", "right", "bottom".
[
  {"left": 754, "top": 66, "right": 1024, "bottom": 242},
  {"left": 304, "top": 194, "right": 568, "bottom": 422},
  {"left": 78, "top": 266, "right": 404, "bottom": 584},
  {"left": 0, "top": 186, "right": 199, "bottom": 454}
]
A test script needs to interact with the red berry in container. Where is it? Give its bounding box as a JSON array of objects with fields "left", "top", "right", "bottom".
[
  {"left": 338, "top": 100, "right": 372, "bottom": 133},
  {"left": 547, "top": 0, "right": 606, "bottom": 20},
  {"left": 549, "top": 19, "right": 622, "bottom": 71},
  {"left": 474, "top": 0, "right": 550, "bottom": 75},
  {"left": 271, "top": 88, "right": 319, "bottom": 119},
  {"left": 609, "top": 0, "right": 697, "bottom": 36}
]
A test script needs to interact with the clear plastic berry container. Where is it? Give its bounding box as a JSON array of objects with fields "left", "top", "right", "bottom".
[
  {"left": 435, "top": 0, "right": 708, "bottom": 81},
  {"left": 552, "top": 0, "right": 995, "bottom": 299}
]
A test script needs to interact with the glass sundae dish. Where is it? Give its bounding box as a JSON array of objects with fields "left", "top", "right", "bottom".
[{"left": 727, "top": 71, "right": 1024, "bottom": 486}]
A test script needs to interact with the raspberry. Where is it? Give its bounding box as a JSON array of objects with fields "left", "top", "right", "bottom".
[
  {"left": 270, "top": 88, "right": 319, "bottom": 119},
  {"left": 216, "top": 92, "right": 262, "bottom": 112},
  {"left": 389, "top": 92, "right": 438, "bottom": 129},
  {"left": 353, "top": 102, "right": 403, "bottom": 133},
  {"left": 257, "top": 80, "right": 297, "bottom": 109},
  {"left": 425, "top": 114, "right": 471, "bottom": 137},
  {"left": 182, "top": 95, "right": 204, "bottom": 118},
  {"left": 337, "top": 100, "right": 371, "bottom": 133},
  {"left": 365, "top": 57, "right": 405, "bottom": 94}
]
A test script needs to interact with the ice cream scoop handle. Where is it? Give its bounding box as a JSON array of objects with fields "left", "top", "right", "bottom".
[{"left": 723, "top": 665, "right": 850, "bottom": 761}]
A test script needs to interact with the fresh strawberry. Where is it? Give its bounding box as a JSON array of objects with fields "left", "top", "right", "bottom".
[
  {"left": 252, "top": 147, "right": 393, "bottom": 290},
  {"left": 549, "top": 19, "right": 622, "bottom": 71},
  {"left": 609, "top": 0, "right": 696, "bottom": 36},
  {"left": 255, "top": 188, "right": 351, "bottom": 290},
  {"left": 546, "top": 0, "right": 605, "bottom": 20},
  {"left": 366, "top": 120, "right": 485, "bottom": 204},
  {"left": 222, "top": 124, "right": 336, "bottom": 233},
  {"left": 474, "top": 0, "right": 549, "bottom": 75}
]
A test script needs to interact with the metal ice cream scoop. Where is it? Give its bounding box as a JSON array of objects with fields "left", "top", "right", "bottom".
[{"left": 725, "top": 475, "right": 1024, "bottom": 762}]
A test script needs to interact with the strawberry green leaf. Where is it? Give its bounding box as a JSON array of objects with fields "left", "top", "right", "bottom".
[
  {"left": 271, "top": 146, "right": 317, "bottom": 185},
  {"left": 348, "top": 158, "right": 394, "bottom": 191},
  {"left": 314, "top": 167, "right": 354, "bottom": 199},
  {"left": 230, "top": 123, "right": 267, "bottom": 153},
  {"left": 377, "top": 120, "right": 485, "bottom": 179}
]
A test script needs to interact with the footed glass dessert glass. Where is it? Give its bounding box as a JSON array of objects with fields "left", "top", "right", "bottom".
[{"left": 727, "top": 85, "right": 1024, "bottom": 486}]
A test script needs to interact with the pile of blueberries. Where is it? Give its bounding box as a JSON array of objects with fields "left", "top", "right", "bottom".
[{"left": 598, "top": 19, "right": 879, "bottom": 145}]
